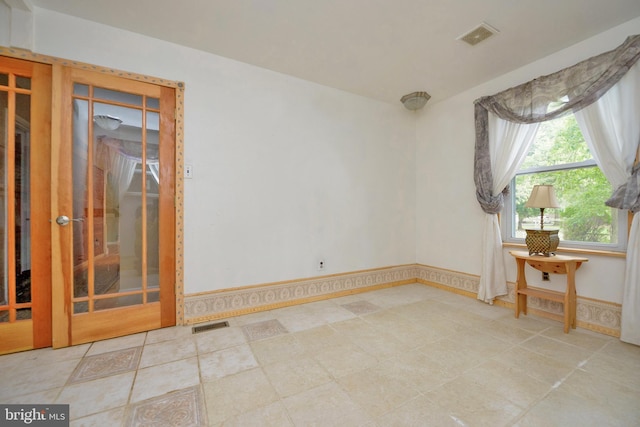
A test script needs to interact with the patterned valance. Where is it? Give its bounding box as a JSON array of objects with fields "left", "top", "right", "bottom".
[{"left": 474, "top": 35, "right": 640, "bottom": 213}]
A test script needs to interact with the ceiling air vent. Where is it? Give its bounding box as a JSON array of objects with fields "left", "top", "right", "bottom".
[{"left": 458, "top": 22, "right": 499, "bottom": 46}]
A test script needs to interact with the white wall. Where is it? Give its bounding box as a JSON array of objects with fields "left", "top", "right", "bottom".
[
  {"left": 30, "top": 9, "right": 417, "bottom": 294},
  {"left": 416, "top": 17, "right": 640, "bottom": 304}
]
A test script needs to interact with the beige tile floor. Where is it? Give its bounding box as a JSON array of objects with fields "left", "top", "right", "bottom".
[{"left": 1, "top": 283, "right": 639, "bottom": 426}]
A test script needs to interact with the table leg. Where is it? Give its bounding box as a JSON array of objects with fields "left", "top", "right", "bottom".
[
  {"left": 514, "top": 258, "right": 527, "bottom": 318},
  {"left": 566, "top": 261, "right": 578, "bottom": 332}
]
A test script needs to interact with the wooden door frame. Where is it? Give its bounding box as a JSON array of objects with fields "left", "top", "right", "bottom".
[
  {"left": 31, "top": 61, "right": 53, "bottom": 347},
  {"left": 0, "top": 47, "right": 186, "bottom": 331}
]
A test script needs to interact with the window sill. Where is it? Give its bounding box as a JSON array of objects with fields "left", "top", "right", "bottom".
[{"left": 502, "top": 242, "right": 626, "bottom": 258}]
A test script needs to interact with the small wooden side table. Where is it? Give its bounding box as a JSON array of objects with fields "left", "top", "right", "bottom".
[{"left": 509, "top": 250, "right": 588, "bottom": 333}]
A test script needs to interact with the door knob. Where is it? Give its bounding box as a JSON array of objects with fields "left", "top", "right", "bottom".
[{"left": 55, "top": 215, "right": 84, "bottom": 226}]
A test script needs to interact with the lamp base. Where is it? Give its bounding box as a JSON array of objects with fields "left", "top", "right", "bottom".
[{"left": 525, "top": 229, "right": 559, "bottom": 257}]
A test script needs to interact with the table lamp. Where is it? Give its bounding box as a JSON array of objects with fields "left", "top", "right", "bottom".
[{"left": 524, "top": 184, "right": 560, "bottom": 256}]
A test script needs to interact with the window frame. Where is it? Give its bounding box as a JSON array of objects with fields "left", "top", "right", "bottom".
[{"left": 502, "top": 157, "right": 628, "bottom": 253}]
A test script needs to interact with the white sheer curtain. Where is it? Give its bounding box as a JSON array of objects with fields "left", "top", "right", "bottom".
[
  {"left": 148, "top": 162, "right": 160, "bottom": 184},
  {"left": 574, "top": 61, "right": 640, "bottom": 345},
  {"left": 107, "top": 148, "right": 138, "bottom": 201},
  {"left": 99, "top": 137, "right": 160, "bottom": 198},
  {"left": 477, "top": 113, "right": 540, "bottom": 303}
]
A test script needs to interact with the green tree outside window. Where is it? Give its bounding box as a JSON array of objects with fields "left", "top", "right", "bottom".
[{"left": 513, "top": 115, "right": 617, "bottom": 244}]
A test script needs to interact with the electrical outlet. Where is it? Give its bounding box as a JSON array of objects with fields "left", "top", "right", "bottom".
[
  {"left": 542, "top": 272, "right": 550, "bottom": 281},
  {"left": 318, "top": 260, "right": 326, "bottom": 271}
]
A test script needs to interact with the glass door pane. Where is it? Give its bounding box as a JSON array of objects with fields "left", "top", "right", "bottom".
[
  {"left": 71, "top": 85, "right": 161, "bottom": 314},
  {"left": 0, "top": 73, "right": 32, "bottom": 323}
]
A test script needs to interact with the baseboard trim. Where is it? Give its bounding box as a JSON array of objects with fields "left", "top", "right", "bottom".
[
  {"left": 183, "top": 264, "right": 622, "bottom": 337},
  {"left": 184, "top": 265, "right": 416, "bottom": 325}
]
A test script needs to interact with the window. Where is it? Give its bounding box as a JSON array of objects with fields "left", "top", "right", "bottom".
[{"left": 503, "top": 114, "right": 627, "bottom": 252}]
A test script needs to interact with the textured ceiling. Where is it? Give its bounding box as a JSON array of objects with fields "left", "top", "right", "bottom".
[{"left": 27, "top": 0, "right": 640, "bottom": 105}]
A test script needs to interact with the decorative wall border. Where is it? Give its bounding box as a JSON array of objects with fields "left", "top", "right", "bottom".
[
  {"left": 184, "top": 263, "right": 622, "bottom": 337},
  {"left": 183, "top": 265, "right": 417, "bottom": 324},
  {"left": 415, "top": 264, "right": 622, "bottom": 337},
  {"left": 173, "top": 84, "right": 185, "bottom": 325}
]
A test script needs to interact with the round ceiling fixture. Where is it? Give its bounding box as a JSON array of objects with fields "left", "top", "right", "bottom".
[
  {"left": 93, "top": 114, "right": 123, "bottom": 130},
  {"left": 400, "top": 91, "right": 431, "bottom": 110}
]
